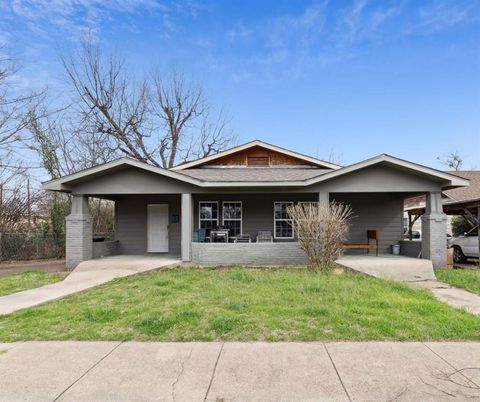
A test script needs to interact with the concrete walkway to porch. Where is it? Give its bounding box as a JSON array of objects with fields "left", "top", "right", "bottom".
[
  {"left": 337, "top": 254, "right": 480, "bottom": 315},
  {"left": 0, "top": 254, "right": 180, "bottom": 315}
]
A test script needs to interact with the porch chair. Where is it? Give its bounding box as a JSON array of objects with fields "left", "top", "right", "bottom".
[
  {"left": 235, "top": 234, "right": 251, "bottom": 243},
  {"left": 256, "top": 231, "right": 273, "bottom": 243},
  {"left": 338, "top": 230, "right": 379, "bottom": 256}
]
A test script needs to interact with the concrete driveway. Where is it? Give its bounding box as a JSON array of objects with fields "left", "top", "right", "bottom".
[
  {"left": 337, "top": 254, "right": 480, "bottom": 315},
  {"left": 0, "top": 254, "right": 180, "bottom": 315},
  {"left": 0, "top": 341, "right": 479, "bottom": 401},
  {"left": 337, "top": 254, "right": 436, "bottom": 282}
]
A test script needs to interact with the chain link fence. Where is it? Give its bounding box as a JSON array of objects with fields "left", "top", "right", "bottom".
[{"left": 0, "top": 233, "right": 65, "bottom": 261}]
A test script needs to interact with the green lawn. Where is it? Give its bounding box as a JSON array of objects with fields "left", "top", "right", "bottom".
[
  {"left": 0, "top": 271, "right": 63, "bottom": 297},
  {"left": 0, "top": 267, "right": 478, "bottom": 342},
  {"left": 436, "top": 267, "right": 480, "bottom": 294}
]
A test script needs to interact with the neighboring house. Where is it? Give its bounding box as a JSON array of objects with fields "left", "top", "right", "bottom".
[{"left": 43, "top": 140, "right": 468, "bottom": 269}]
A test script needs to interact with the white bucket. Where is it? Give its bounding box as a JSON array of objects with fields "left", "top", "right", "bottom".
[{"left": 391, "top": 244, "right": 400, "bottom": 255}]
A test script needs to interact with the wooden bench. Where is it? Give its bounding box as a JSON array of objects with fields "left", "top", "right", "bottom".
[{"left": 338, "top": 230, "right": 379, "bottom": 256}]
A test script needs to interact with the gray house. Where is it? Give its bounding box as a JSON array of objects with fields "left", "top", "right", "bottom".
[{"left": 43, "top": 140, "right": 468, "bottom": 269}]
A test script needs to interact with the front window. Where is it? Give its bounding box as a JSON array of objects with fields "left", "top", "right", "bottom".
[
  {"left": 274, "top": 202, "right": 294, "bottom": 239},
  {"left": 223, "top": 201, "right": 242, "bottom": 236},
  {"left": 199, "top": 202, "right": 218, "bottom": 236}
]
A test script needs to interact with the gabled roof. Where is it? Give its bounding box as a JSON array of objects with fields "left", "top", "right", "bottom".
[
  {"left": 42, "top": 157, "right": 204, "bottom": 191},
  {"left": 43, "top": 153, "right": 469, "bottom": 191},
  {"left": 302, "top": 154, "right": 470, "bottom": 188},
  {"left": 170, "top": 140, "right": 342, "bottom": 170}
]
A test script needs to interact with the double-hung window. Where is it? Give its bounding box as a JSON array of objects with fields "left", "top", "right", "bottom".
[
  {"left": 274, "top": 202, "right": 294, "bottom": 239},
  {"left": 222, "top": 201, "right": 242, "bottom": 236},
  {"left": 199, "top": 202, "right": 218, "bottom": 236}
]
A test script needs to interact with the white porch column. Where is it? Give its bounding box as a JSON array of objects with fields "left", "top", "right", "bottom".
[
  {"left": 181, "top": 193, "right": 193, "bottom": 262},
  {"left": 421, "top": 191, "right": 447, "bottom": 268},
  {"left": 318, "top": 192, "right": 329, "bottom": 205},
  {"left": 65, "top": 195, "right": 92, "bottom": 269}
]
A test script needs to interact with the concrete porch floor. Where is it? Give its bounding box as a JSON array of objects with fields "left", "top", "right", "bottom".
[
  {"left": 0, "top": 254, "right": 181, "bottom": 315},
  {"left": 336, "top": 254, "right": 436, "bottom": 282}
]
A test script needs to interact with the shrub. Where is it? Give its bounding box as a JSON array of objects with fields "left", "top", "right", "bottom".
[
  {"left": 287, "top": 201, "right": 353, "bottom": 273},
  {"left": 451, "top": 215, "right": 474, "bottom": 236}
]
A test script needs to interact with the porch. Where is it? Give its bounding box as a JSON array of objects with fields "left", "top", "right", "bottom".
[{"left": 65, "top": 190, "right": 447, "bottom": 268}]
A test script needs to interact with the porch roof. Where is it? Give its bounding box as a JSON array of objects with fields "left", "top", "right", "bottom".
[
  {"left": 42, "top": 154, "right": 469, "bottom": 192},
  {"left": 177, "top": 168, "right": 331, "bottom": 182}
]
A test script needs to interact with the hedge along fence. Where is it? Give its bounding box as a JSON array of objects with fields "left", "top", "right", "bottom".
[{"left": 0, "top": 233, "right": 65, "bottom": 261}]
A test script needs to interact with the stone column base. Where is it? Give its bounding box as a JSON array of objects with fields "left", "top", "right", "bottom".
[
  {"left": 421, "top": 213, "right": 447, "bottom": 268},
  {"left": 65, "top": 214, "right": 93, "bottom": 269}
]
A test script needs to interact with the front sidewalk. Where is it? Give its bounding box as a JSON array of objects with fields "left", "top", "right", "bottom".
[{"left": 0, "top": 341, "right": 479, "bottom": 401}]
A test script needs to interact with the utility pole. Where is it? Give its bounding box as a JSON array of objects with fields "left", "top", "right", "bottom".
[{"left": 27, "top": 179, "right": 31, "bottom": 229}]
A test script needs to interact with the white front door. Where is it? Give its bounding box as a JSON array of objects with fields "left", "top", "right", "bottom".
[{"left": 147, "top": 204, "right": 169, "bottom": 252}]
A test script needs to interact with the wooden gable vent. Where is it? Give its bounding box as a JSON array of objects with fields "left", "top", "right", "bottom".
[{"left": 247, "top": 156, "right": 270, "bottom": 167}]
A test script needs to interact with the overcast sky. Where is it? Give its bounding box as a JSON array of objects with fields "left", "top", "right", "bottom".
[{"left": 1, "top": 0, "right": 479, "bottom": 172}]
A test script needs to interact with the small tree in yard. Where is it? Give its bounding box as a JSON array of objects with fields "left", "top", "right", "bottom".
[{"left": 287, "top": 201, "right": 353, "bottom": 273}]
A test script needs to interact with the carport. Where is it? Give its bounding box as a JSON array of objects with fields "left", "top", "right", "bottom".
[{"left": 405, "top": 171, "right": 480, "bottom": 260}]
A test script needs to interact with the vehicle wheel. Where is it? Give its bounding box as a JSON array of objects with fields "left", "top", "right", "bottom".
[{"left": 453, "top": 247, "right": 466, "bottom": 263}]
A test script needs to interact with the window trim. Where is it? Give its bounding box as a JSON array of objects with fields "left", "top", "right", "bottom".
[
  {"left": 274, "top": 201, "right": 294, "bottom": 239},
  {"left": 222, "top": 201, "right": 243, "bottom": 236},
  {"left": 198, "top": 201, "right": 219, "bottom": 230}
]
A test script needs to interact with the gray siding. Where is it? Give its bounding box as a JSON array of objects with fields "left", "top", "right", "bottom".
[
  {"left": 115, "top": 195, "right": 181, "bottom": 255},
  {"left": 194, "top": 193, "right": 317, "bottom": 239},
  {"left": 332, "top": 193, "right": 404, "bottom": 253},
  {"left": 73, "top": 167, "right": 197, "bottom": 195}
]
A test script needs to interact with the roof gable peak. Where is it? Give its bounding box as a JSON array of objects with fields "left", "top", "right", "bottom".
[{"left": 171, "top": 140, "right": 341, "bottom": 170}]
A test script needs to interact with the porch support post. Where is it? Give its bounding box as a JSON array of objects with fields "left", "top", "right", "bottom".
[
  {"left": 421, "top": 191, "right": 447, "bottom": 268},
  {"left": 318, "top": 192, "right": 329, "bottom": 205},
  {"left": 478, "top": 206, "right": 480, "bottom": 259},
  {"left": 65, "top": 195, "right": 92, "bottom": 269},
  {"left": 181, "top": 193, "right": 193, "bottom": 262}
]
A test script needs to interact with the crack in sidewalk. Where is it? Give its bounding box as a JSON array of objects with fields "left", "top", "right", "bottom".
[
  {"left": 203, "top": 342, "right": 224, "bottom": 402},
  {"left": 51, "top": 341, "right": 124, "bottom": 402},
  {"left": 323, "top": 343, "right": 352, "bottom": 402},
  {"left": 171, "top": 347, "right": 193, "bottom": 402}
]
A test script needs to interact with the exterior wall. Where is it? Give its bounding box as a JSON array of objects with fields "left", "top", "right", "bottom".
[
  {"left": 115, "top": 194, "right": 181, "bottom": 255},
  {"left": 192, "top": 242, "right": 308, "bottom": 265},
  {"left": 332, "top": 193, "right": 404, "bottom": 253},
  {"left": 399, "top": 240, "right": 422, "bottom": 258},
  {"left": 194, "top": 193, "right": 318, "bottom": 239},
  {"left": 92, "top": 240, "right": 119, "bottom": 259}
]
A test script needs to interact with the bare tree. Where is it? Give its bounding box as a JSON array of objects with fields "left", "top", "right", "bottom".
[
  {"left": 287, "top": 202, "right": 353, "bottom": 272},
  {"left": 0, "top": 47, "right": 44, "bottom": 169},
  {"left": 437, "top": 151, "right": 463, "bottom": 171},
  {"left": 60, "top": 40, "right": 235, "bottom": 169}
]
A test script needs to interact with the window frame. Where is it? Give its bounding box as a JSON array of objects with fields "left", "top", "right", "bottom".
[
  {"left": 222, "top": 201, "right": 242, "bottom": 236},
  {"left": 273, "top": 201, "right": 294, "bottom": 239},
  {"left": 198, "top": 201, "right": 219, "bottom": 233}
]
